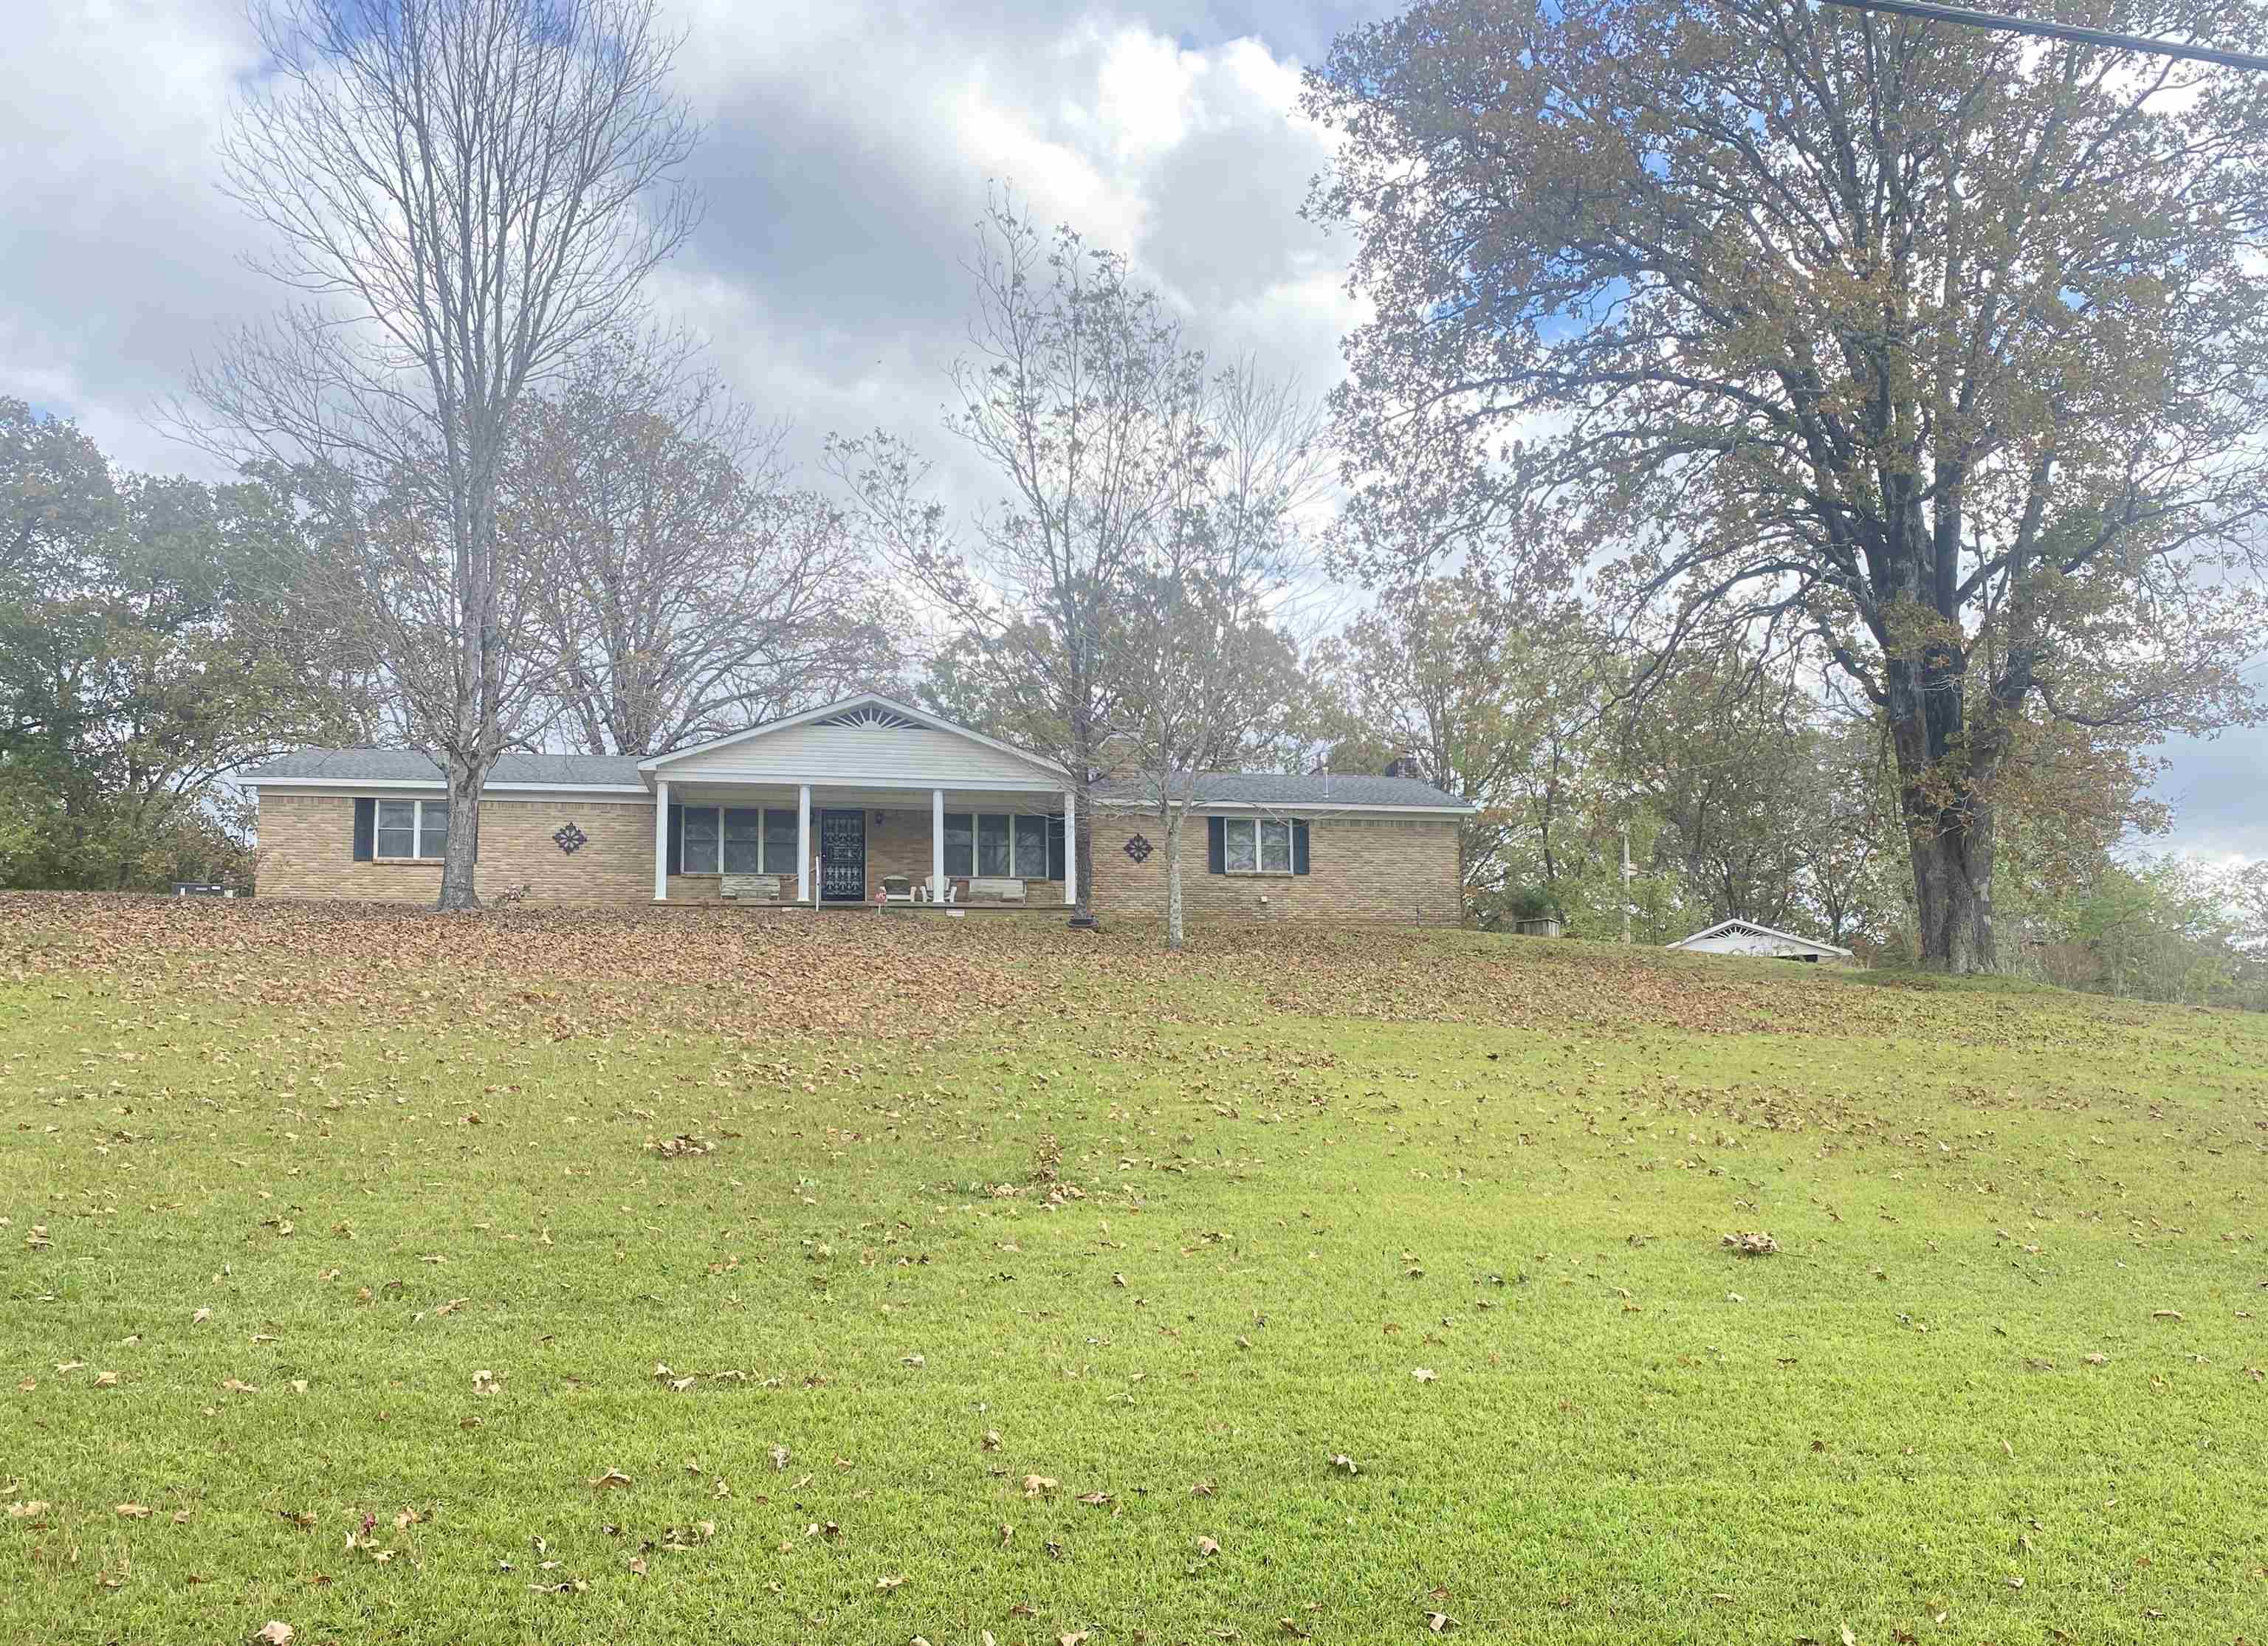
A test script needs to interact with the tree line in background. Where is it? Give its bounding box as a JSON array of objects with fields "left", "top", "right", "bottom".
[{"left": 5, "top": 0, "right": 2267, "bottom": 1001}]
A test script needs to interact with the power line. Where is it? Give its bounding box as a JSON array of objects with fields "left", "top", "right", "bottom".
[{"left": 1815, "top": 0, "right": 2268, "bottom": 72}]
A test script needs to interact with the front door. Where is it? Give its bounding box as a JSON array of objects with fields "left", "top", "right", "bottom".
[{"left": 818, "top": 809, "right": 866, "bottom": 901}]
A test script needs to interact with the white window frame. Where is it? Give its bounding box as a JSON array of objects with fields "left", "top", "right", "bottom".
[
  {"left": 946, "top": 811, "right": 1054, "bottom": 880},
  {"left": 1222, "top": 816, "right": 1293, "bottom": 875},
  {"left": 679, "top": 805, "right": 797, "bottom": 875},
  {"left": 374, "top": 798, "right": 449, "bottom": 861}
]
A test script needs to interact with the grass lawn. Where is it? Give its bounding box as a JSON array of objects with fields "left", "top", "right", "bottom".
[{"left": 3, "top": 895, "right": 2264, "bottom": 1645}]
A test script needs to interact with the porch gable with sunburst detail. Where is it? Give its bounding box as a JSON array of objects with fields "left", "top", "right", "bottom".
[{"left": 814, "top": 705, "right": 925, "bottom": 731}]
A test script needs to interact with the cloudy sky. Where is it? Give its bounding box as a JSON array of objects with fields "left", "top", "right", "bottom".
[{"left": 5, "top": 0, "right": 2260, "bottom": 860}]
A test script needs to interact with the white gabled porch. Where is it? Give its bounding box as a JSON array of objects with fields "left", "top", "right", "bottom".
[{"left": 636, "top": 695, "right": 1077, "bottom": 909}]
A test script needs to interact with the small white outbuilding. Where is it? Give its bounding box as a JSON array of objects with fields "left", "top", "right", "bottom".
[{"left": 1667, "top": 919, "right": 1852, "bottom": 963}]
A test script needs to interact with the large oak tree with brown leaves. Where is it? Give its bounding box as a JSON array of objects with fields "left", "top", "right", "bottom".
[{"left": 1304, "top": 0, "right": 2268, "bottom": 970}]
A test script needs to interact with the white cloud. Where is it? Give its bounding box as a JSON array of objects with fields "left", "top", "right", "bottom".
[{"left": 7, "top": 0, "right": 2250, "bottom": 854}]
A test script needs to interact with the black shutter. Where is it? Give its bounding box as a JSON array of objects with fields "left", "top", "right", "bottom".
[
  {"left": 1206, "top": 816, "right": 1226, "bottom": 875},
  {"left": 351, "top": 797, "right": 375, "bottom": 861},
  {"left": 1047, "top": 815, "right": 1065, "bottom": 881},
  {"left": 1292, "top": 819, "right": 1310, "bottom": 875},
  {"left": 666, "top": 804, "right": 683, "bottom": 875}
]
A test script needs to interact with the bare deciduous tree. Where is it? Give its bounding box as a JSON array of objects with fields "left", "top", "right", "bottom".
[
  {"left": 181, "top": 0, "right": 699, "bottom": 908},
  {"left": 512, "top": 332, "right": 900, "bottom": 756},
  {"left": 1305, "top": 0, "right": 2268, "bottom": 970},
  {"left": 828, "top": 190, "right": 1212, "bottom": 923},
  {"left": 1113, "top": 360, "right": 1329, "bottom": 951}
]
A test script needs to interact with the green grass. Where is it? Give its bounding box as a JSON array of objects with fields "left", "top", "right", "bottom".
[{"left": 4, "top": 896, "right": 2265, "bottom": 1645}]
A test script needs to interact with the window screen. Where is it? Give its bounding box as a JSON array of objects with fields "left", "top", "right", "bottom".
[
  {"left": 375, "top": 799, "right": 417, "bottom": 859},
  {"left": 681, "top": 806, "right": 721, "bottom": 873},
  {"left": 764, "top": 808, "right": 799, "bottom": 875},
  {"left": 1260, "top": 819, "right": 1292, "bottom": 872},
  {"left": 977, "top": 814, "right": 1011, "bottom": 876},
  {"left": 1014, "top": 815, "right": 1048, "bottom": 878},
  {"left": 1223, "top": 818, "right": 1257, "bottom": 872}
]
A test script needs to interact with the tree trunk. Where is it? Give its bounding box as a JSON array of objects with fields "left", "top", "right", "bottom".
[
  {"left": 1163, "top": 807, "right": 1185, "bottom": 953},
  {"left": 1070, "top": 698, "right": 1097, "bottom": 926},
  {"left": 1889, "top": 652, "right": 1997, "bottom": 972},
  {"left": 439, "top": 754, "right": 484, "bottom": 912},
  {"left": 1906, "top": 799, "right": 1995, "bottom": 973}
]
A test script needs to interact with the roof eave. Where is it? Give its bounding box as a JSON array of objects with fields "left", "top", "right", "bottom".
[{"left": 244, "top": 774, "right": 650, "bottom": 795}]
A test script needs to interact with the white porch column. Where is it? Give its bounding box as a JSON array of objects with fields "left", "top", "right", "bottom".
[
  {"left": 1062, "top": 786, "right": 1077, "bottom": 906},
  {"left": 652, "top": 780, "right": 670, "bottom": 902},
  {"left": 797, "top": 784, "right": 812, "bottom": 905},
  {"left": 932, "top": 788, "right": 945, "bottom": 902}
]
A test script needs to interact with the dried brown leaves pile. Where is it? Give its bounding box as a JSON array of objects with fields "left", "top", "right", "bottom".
[{"left": 0, "top": 895, "right": 2034, "bottom": 1057}]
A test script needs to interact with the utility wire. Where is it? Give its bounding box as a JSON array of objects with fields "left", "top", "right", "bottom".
[{"left": 1815, "top": 0, "right": 2268, "bottom": 72}]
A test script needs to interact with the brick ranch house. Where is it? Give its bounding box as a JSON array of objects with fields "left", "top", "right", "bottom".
[{"left": 244, "top": 694, "right": 1474, "bottom": 923}]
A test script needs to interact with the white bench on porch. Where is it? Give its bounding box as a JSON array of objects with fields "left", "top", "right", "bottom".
[
  {"left": 968, "top": 876, "right": 1027, "bottom": 903},
  {"left": 720, "top": 873, "right": 784, "bottom": 902}
]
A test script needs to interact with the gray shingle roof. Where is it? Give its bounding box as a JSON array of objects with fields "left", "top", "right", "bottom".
[
  {"left": 1090, "top": 771, "right": 1472, "bottom": 810},
  {"left": 244, "top": 750, "right": 1471, "bottom": 810},
  {"left": 243, "top": 749, "right": 646, "bottom": 787}
]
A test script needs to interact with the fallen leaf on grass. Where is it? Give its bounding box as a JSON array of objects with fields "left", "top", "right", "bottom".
[
  {"left": 114, "top": 1504, "right": 153, "bottom": 1519},
  {"left": 94, "top": 1371, "right": 120, "bottom": 1388},
  {"left": 1424, "top": 1611, "right": 1456, "bottom": 1633},
  {"left": 1023, "top": 1475, "right": 1057, "bottom": 1498},
  {"left": 586, "top": 1470, "right": 633, "bottom": 1491},
  {"left": 1327, "top": 1453, "right": 1359, "bottom": 1475},
  {"left": 2152, "top": 1309, "right": 2184, "bottom": 1321},
  {"left": 875, "top": 1574, "right": 904, "bottom": 1591},
  {"left": 1196, "top": 1536, "right": 1220, "bottom": 1557},
  {"left": 253, "top": 1625, "right": 294, "bottom": 1645},
  {"left": 1412, "top": 1367, "right": 1437, "bottom": 1383},
  {"left": 191, "top": 1309, "right": 210, "bottom": 1326},
  {"left": 219, "top": 1379, "right": 258, "bottom": 1394}
]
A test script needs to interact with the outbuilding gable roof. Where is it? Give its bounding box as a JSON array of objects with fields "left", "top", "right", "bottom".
[{"left": 1667, "top": 918, "right": 1853, "bottom": 957}]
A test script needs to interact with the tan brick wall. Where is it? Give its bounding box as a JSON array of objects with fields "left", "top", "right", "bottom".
[
  {"left": 258, "top": 794, "right": 1456, "bottom": 920},
  {"left": 257, "top": 795, "right": 1071, "bottom": 906},
  {"left": 255, "top": 793, "right": 655, "bottom": 903},
  {"left": 1087, "top": 813, "right": 1463, "bottom": 926}
]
